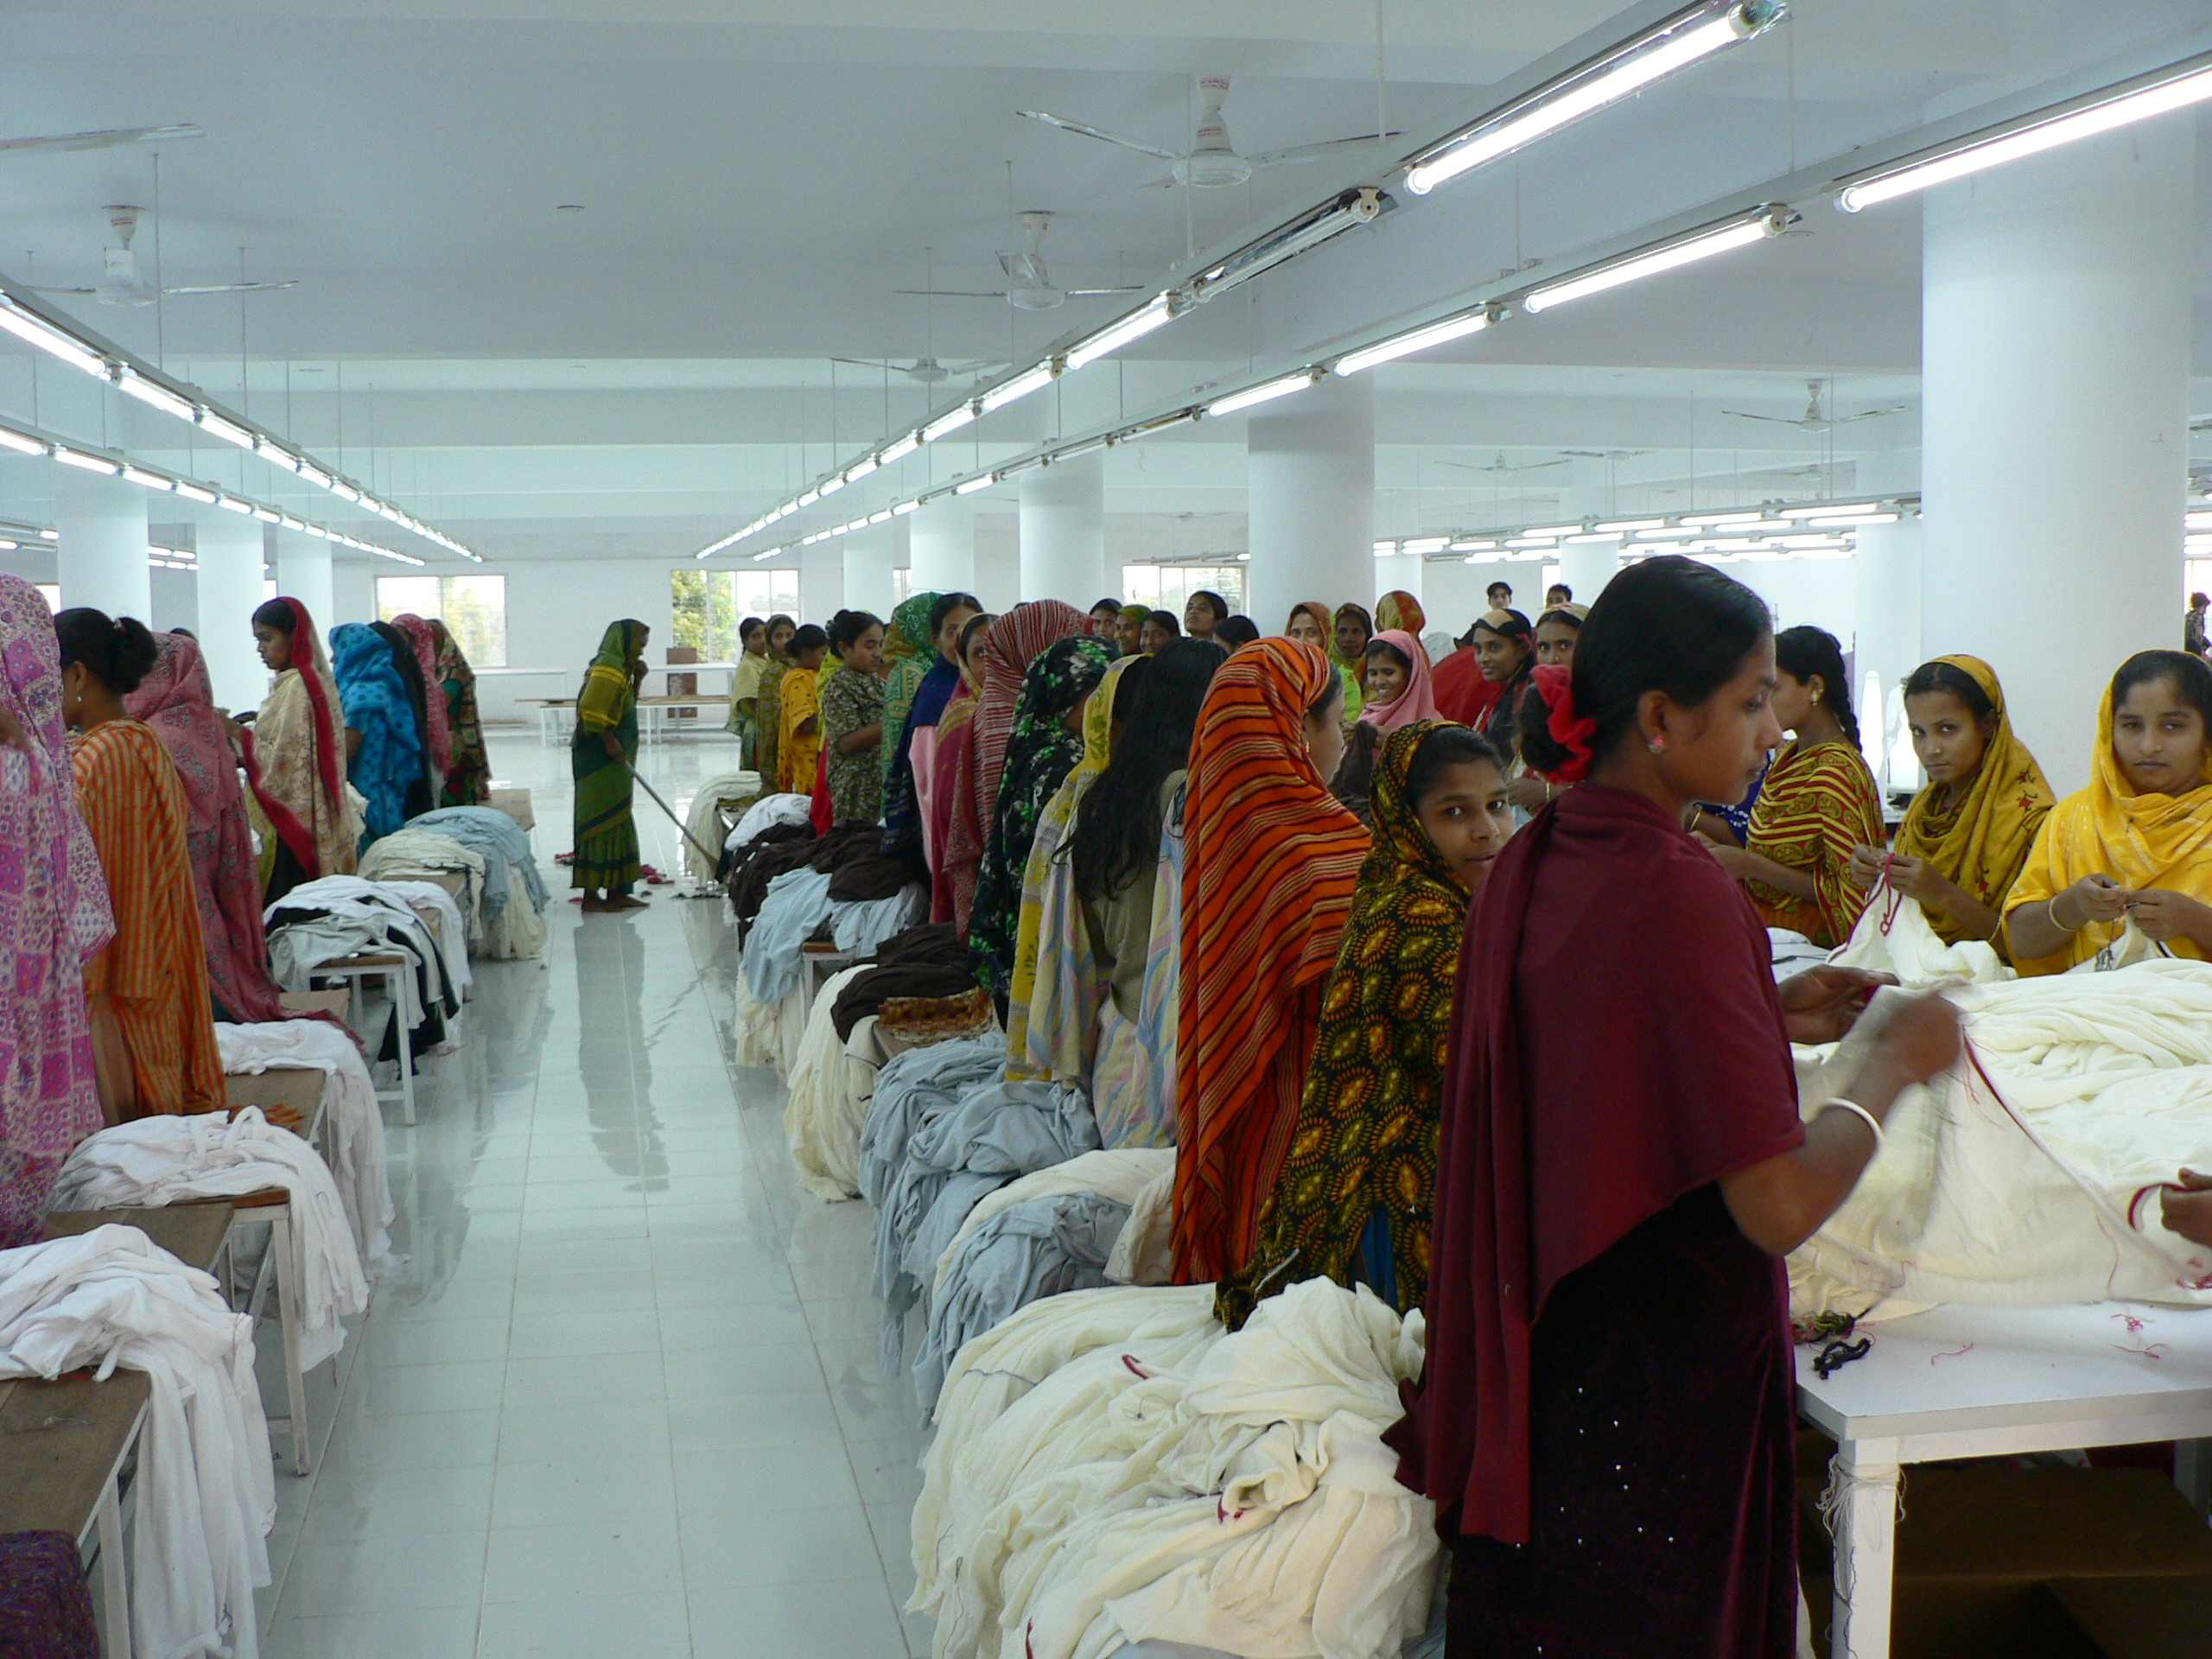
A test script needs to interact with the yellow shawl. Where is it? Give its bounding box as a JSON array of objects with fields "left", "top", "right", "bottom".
[
  {"left": 2008, "top": 679, "right": 2212, "bottom": 974},
  {"left": 1005, "top": 656, "right": 1134, "bottom": 1077},
  {"left": 778, "top": 665, "right": 822, "bottom": 794},
  {"left": 247, "top": 646, "right": 361, "bottom": 884},
  {"left": 1891, "top": 655, "right": 2054, "bottom": 958}
]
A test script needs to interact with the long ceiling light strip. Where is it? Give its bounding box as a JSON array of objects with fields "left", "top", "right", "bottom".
[
  {"left": 1836, "top": 48, "right": 2212, "bottom": 212},
  {"left": 1402, "top": 0, "right": 1784, "bottom": 195},
  {"left": 1333, "top": 305, "right": 1498, "bottom": 376},
  {"left": 1369, "top": 495, "right": 1922, "bottom": 566},
  {"left": 0, "top": 410, "right": 426, "bottom": 565},
  {"left": 0, "top": 284, "right": 476, "bottom": 561},
  {"left": 1521, "top": 204, "right": 1787, "bottom": 312}
]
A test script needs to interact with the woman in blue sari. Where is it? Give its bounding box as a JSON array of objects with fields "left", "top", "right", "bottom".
[{"left": 329, "top": 621, "right": 425, "bottom": 849}]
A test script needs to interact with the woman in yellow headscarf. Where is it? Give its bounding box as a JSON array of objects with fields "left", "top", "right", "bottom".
[
  {"left": 2005, "top": 650, "right": 2212, "bottom": 973},
  {"left": 1847, "top": 655, "right": 2052, "bottom": 959},
  {"left": 774, "top": 624, "right": 830, "bottom": 794}
]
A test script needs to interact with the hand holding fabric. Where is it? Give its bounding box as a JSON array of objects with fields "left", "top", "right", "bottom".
[
  {"left": 1776, "top": 964, "right": 1891, "bottom": 1045},
  {"left": 2160, "top": 1169, "right": 2212, "bottom": 1249}
]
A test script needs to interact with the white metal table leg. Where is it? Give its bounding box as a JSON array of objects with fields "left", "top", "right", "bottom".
[
  {"left": 270, "top": 1207, "right": 311, "bottom": 1474},
  {"left": 391, "top": 965, "right": 417, "bottom": 1125},
  {"left": 1830, "top": 1440, "right": 1901, "bottom": 1659},
  {"left": 97, "top": 1467, "right": 131, "bottom": 1659}
]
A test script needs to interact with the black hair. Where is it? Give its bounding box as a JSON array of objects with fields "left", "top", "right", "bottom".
[
  {"left": 739, "top": 615, "right": 766, "bottom": 645},
  {"left": 2194, "top": 593, "right": 2210, "bottom": 608},
  {"left": 1517, "top": 555, "right": 1772, "bottom": 776},
  {"left": 1306, "top": 668, "right": 1344, "bottom": 722},
  {"left": 1071, "top": 638, "right": 1227, "bottom": 899},
  {"left": 1090, "top": 597, "right": 1122, "bottom": 616},
  {"left": 957, "top": 613, "right": 995, "bottom": 658},
  {"left": 1186, "top": 590, "right": 1228, "bottom": 626},
  {"left": 1535, "top": 607, "right": 1584, "bottom": 632},
  {"left": 1901, "top": 659, "right": 1995, "bottom": 724},
  {"left": 1471, "top": 608, "right": 1533, "bottom": 642},
  {"left": 2111, "top": 649, "right": 2212, "bottom": 728},
  {"left": 788, "top": 623, "right": 829, "bottom": 656},
  {"left": 1404, "top": 724, "right": 1510, "bottom": 809},
  {"left": 1547, "top": 582, "right": 1573, "bottom": 602},
  {"left": 252, "top": 597, "right": 297, "bottom": 633},
  {"left": 928, "top": 592, "right": 981, "bottom": 639},
  {"left": 826, "top": 609, "right": 881, "bottom": 652},
  {"left": 1486, "top": 581, "right": 1513, "bottom": 598},
  {"left": 1336, "top": 603, "right": 1372, "bottom": 641},
  {"left": 1144, "top": 609, "right": 1182, "bottom": 639},
  {"left": 54, "top": 608, "right": 159, "bottom": 694},
  {"left": 1364, "top": 637, "right": 1412, "bottom": 675},
  {"left": 1216, "top": 615, "right": 1259, "bottom": 647},
  {"left": 1773, "top": 624, "right": 1859, "bottom": 749}
]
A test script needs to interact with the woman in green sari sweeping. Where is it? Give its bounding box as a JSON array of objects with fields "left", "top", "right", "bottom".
[{"left": 572, "top": 618, "right": 650, "bottom": 911}]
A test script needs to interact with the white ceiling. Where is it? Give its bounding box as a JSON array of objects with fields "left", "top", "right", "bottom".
[{"left": 3, "top": 0, "right": 2211, "bottom": 560}]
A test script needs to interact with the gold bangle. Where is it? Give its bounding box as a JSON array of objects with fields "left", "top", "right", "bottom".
[{"left": 2048, "top": 893, "right": 2074, "bottom": 933}]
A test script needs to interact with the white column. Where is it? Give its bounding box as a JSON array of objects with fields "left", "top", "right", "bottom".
[
  {"left": 1018, "top": 452, "right": 1107, "bottom": 607},
  {"left": 54, "top": 466, "right": 149, "bottom": 620},
  {"left": 909, "top": 499, "right": 976, "bottom": 595},
  {"left": 1246, "top": 373, "right": 1373, "bottom": 632},
  {"left": 1921, "top": 118, "right": 2194, "bottom": 794},
  {"left": 273, "top": 528, "right": 333, "bottom": 630},
  {"left": 799, "top": 542, "right": 842, "bottom": 622},
  {"left": 1554, "top": 539, "right": 1620, "bottom": 607},
  {"left": 195, "top": 514, "right": 270, "bottom": 714},
  {"left": 842, "top": 523, "right": 901, "bottom": 619}
]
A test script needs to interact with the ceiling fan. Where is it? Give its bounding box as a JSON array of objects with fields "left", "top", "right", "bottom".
[
  {"left": 0, "top": 123, "right": 202, "bottom": 157},
  {"left": 894, "top": 212, "right": 1141, "bottom": 312},
  {"left": 1722, "top": 378, "right": 1906, "bottom": 432},
  {"left": 1440, "top": 452, "right": 1574, "bottom": 474},
  {"left": 28, "top": 206, "right": 298, "bottom": 308},
  {"left": 1020, "top": 76, "right": 1397, "bottom": 190},
  {"left": 830, "top": 356, "right": 1007, "bottom": 385}
]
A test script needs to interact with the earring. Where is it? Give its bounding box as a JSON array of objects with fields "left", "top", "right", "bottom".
[{"left": 1648, "top": 735, "right": 1666, "bottom": 753}]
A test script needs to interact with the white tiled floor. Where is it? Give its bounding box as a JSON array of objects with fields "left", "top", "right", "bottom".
[{"left": 257, "top": 730, "right": 933, "bottom": 1658}]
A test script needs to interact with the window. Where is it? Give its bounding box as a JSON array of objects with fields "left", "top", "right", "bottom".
[
  {"left": 377, "top": 574, "right": 508, "bottom": 666},
  {"left": 1121, "top": 564, "right": 1246, "bottom": 622},
  {"left": 672, "top": 569, "right": 800, "bottom": 662},
  {"left": 35, "top": 584, "right": 59, "bottom": 613}
]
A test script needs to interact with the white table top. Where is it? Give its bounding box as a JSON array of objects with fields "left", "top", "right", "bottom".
[{"left": 1796, "top": 1300, "right": 2212, "bottom": 1450}]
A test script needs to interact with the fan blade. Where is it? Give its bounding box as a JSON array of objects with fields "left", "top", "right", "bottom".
[
  {"left": 0, "top": 123, "right": 204, "bottom": 156},
  {"left": 1246, "top": 132, "right": 1402, "bottom": 168},
  {"left": 1719, "top": 410, "right": 1799, "bottom": 424},
  {"left": 1830, "top": 406, "right": 1907, "bottom": 424},
  {"left": 1017, "top": 110, "right": 1180, "bottom": 162},
  {"left": 893, "top": 289, "right": 1010, "bottom": 300},
  {"left": 1063, "top": 286, "right": 1147, "bottom": 296},
  {"left": 23, "top": 284, "right": 98, "bottom": 296},
  {"left": 163, "top": 280, "right": 297, "bottom": 295},
  {"left": 831, "top": 356, "right": 895, "bottom": 369},
  {"left": 943, "top": 360, "right": 1010, "bottom": 375}
]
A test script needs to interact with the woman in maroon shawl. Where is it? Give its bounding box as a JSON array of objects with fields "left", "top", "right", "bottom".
[
  {"left": 1399, "top": 556, "right": 1960, "bottom": 1656},
  {"left": 124, "top": 632, "right": 289, "bottom": 1024}
]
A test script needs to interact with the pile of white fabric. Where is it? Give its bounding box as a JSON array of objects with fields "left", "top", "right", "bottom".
[
  {"left": 683, "top": 770, "right": 761, "bottom": 881},
  {"left": 785, "top": 963, "right": 880, "bottom": 1201},
  {"left": 408, "top": 805, "right": 551, "bottom": 959},
  {"left": 726, "top": 791, "right": 812, "bottom": 850},
  {"left": 48, "top": 1109, "right": 372, "bottom": 1368},
  {"left": 912, "top": 1279, "right": 1439, "bottom": 1659},
  {"left": 1790, "top": 950, "right": 2212, "bottom": 1319},
  {"left": 0, "top": 1225, "right": 275, "bottom": 1659},
  {"left": 265, "top": 874, "right": 466, "bottom": 1046},
  {"left": 359, "top": 827, "right": 488, "bottom": 943},
  {"left": 733, "top": 952, "right": 811, "bottom": 1078},
  {"left": 216, "top": 1018, "right": 396, "bottom": 1273}
]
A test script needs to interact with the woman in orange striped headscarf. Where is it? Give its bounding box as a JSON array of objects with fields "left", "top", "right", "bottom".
[{"left": 1173, "top": 637, "right": 1370, "bottom": 1282}]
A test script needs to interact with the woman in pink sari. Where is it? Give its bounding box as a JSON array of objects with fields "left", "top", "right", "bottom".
[
  {"left": 0, "top": 574, "right": 112, "bottom": 1243},
  {"left": 125, "top": 632, "right": 289, "bottom": 1024}
]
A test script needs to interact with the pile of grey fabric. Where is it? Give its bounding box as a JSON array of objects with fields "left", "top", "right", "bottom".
[{"left": 411, "top": 805, "right": 549, "bottom": 918}]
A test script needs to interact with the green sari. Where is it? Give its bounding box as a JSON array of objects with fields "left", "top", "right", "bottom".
[
  {"left": 571, "top": 619, "right": 645, "bottom": 893},
  {"left": 879, "top": 592, "right": 938, "bottom": 789}
]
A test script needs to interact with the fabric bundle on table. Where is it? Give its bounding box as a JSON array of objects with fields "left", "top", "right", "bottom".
[
  {"left": 912, "top": 1279, "right": 1436, "bottom": 1659},
  {"left": 681, "top": 771, "right": 760, "bottom": 881},
  {"left": 930, "top": 1147, "right": 1176, "bottom": 1300},
  {"left": 785, "top": 963, "right": 880, "bottom": 1202},
  {"left": 831, "top": 923, "right": 977, "bottom": 1041},
  {"left": 832, "top": 885, "right": 929, "bottom": 959},
  {"left": 1790, "top": 956, "right": 2212, "bottom": 1319},
  {"left": 728, "top": 823, "right": 819, "bottom": 939},
  {"left": 266, "top": 875, "right": 464, "bottom": 1055},
  {"left": 358, "top": 830, "right": 486, "bottom": 944},
  {"left": 215, "top": 1020, "right": 394, "bottom": 1271},
  {"left": 742, "top": 868, "right": 838, "bottom": 1006},
  {"left": 0, "top": 1225, "right": 274, "bottom": 1659},
  {"left": 48, "top": 1109, "right": 371, "bottom": 1369},
  {"left": 407, "top": 805, "right": 551, "bottom": 960},
  {"left": 727, "top": 791, "right": 814, "bottom": 850}
]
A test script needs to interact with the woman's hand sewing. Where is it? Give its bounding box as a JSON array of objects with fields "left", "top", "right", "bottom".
[{"left": 1776, "top": 965, "right": 1892, "bottom": 1045}]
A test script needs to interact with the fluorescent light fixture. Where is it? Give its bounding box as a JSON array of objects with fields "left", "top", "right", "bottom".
[
  {"left": 257, "top": 442, "right": 302, "bottom": 472},
  {"left": 297, "top": 462, "right": 330, "bottom": 489},
  {"left": 217, "top": 494, "right": 253, "bottom": 514},
  {"left": 1523, "top": 523, "right": 1582, "bottom": 537},
  {"left": 1112, "top": 409, "right": 1199, "bottom": 445},
  {"left": 921, "top": 404, "right": 976, "bottom": 442},
  {"left": 304, "top": 524, "right": 330, "bottom": 539},
  {"left": 0, "top": 298, "right": 105, "bottom": 375},
  {"left": 1802, "top": 510, "right": 1898, "bottom": 527},
  {"left": 0, "top": 427, "right": 47, "bottom": 456},
  {"left": 1594, "top": 517, "right": 1666, "bottom": 532},
  {"left": 279, "top": 513, "right": 306, "bottom": 531},
  {"left": 1065, "top": 294, "right": 1175, "bottom": 372},
  {"left": 878, "top": 432, "right": 919, "bottom": 465},
  {"left": 1190, "top": 187, "right": 1390, "bottom": 302},
  {"left": 954, "top": 474, "right": 995, "bottom": 495},
  {"left": 1052, "top": 435, "right": 1109, "bottom": 463},
  {"left": 1373, "top": 540, "right": 1398, "bottom": 555},
  {"left": 1403, "top": 1, "right": 1781, "bottom": 195},
  {"left": 1504, "top": 535, "right": 1558, "bottom": 548},
  {"left": 172, "top": 480, "right": 219, "bottom": 504},
  {"left": 120, "top": 464, "right": 173, "bottom": 490},
  {"left": 37, "top": 528, "right": 56, "bottom": 540},
  {"left": 753, "top": 549, "right": 778, "bottom": 562},
  {"left": 1839, "top": 53, "right": 2212, "bottom": 212},
  {"left": 843, "top": 455, "right": 879, "bottom": 484},
  {"left": 1680, "top": 509, "right": 1767, "bottom": 527},
  {"left": 1449, "top": 538, "right": 1499, "bottom": 551},
  {"left": 330, "top": 480, "right": 360, "bottom": 503},
  {"left": 1402, "top": 537, "right": 1451, "bottom": 553},
  {"left": 251, "top": 505, "right": 281, "bottom": 523},
  {"left": 114, "top": 370, "right": 195, "bottom": 421},
  {"left": 0, "top": 540, "right": 16, "bottom": 551},
  {"left": 867, "top": 509, "right": 893, "bottom": 524},
  {"left": 981, "top": 362, "right": 1055, "bottom": 413},
  {"left": 795, "top": 487, "right": 820, "bottom": 508},
  {"left": 892, "top": 499, "right": 919, "bottom": 516},
  {"left": 1564, "top": 531, "right": 1618, "bottom": 543},
  {"left": 1236, "top": 551, "right": 1252, "bottom": 562},
  {"left": 2185, "top": 509, "right": 2212, "bottom": 529},
  {"left": 197, "top": 410, "right": 257, "bottom": 449},
  {"left": 1522, "top": 205, "right": 1784, "bottom": 313},
  {"left": 1778, "top": 499, "right": 1876, "bottom": 518},
  {"left": 1205, "top": 371, "right": 1319, "bottom": 419},
  {"left": 54, "top": 447, "right": 119, "bottom": 474},
  {"left": 1334, "top": 306, "right": 1495, "bottom": 376}
]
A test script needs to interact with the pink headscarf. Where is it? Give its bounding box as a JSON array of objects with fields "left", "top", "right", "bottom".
[
  {"left": 1357, "top": 628, "right": 1441, "bottom": 733},
  {"left": 0, "top": 575, "right": 112, "bottom": 1242},
  {"left": 969, "top": 600, "right": 1090, "bottom": 836},
  {"left": 392, "top": 613, "right": 453, "bottom": 777},
  {"left": 125, "top": 632, "right": 288, "bottom": 1024}
]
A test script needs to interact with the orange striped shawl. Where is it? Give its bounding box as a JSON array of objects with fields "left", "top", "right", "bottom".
[
  {"left": 72, "top": 720, "right": 225, "bottom": 1115},
  {"left": 1173, "top": 637, "right": 1369, "bottom": 1282}
]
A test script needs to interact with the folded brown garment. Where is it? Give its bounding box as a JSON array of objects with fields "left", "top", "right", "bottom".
[
  {"left": 830, "top": 921, "right": 978, "bottom": 1039},
  {"left": 727, "top": 821, "right": 817, "bottom": 935}
]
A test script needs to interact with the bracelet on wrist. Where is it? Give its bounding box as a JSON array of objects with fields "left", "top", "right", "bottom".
[{"left": 1819, "top": 1097, "right": 1885, "bottom": 1152}]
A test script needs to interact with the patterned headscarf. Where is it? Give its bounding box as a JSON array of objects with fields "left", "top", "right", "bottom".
[
  {"left": 1215, "top": 719, "right": 1475, "bottom": 1326},
  {"left": 331, "top": 621, "right": 425, "bottom": 841},
  {"left": 968, "top": 600, "right": 1090, "bottom": 853},
  {"left": 880, "top": 591, "right": 940, "bottom": 790},
  {"left": 0, "top": 574, "right": 111, "bottom": 1226},
  {"left": 968, "top": 633, "right": 1116, "bottom": 995},
  {"left": 1358, "top": 628, "right": 1441, "bottom": 733},
  {"left": 243, "top": 596, "right": 353, "bottom": 879},
  {"left": 1173, "top": 637, "right": 1370, "bottom": 1282},
  {"left": 125, "top": 632, "right": 285, "bottom": 1023},
  {"left": 1376, "top": 590, "right": 1426, "bottom": 636},
  {"left": 428, "top": 619, "right": 490, "bottom": 805},
  {"left": 391, "top": 613, "right": 453, "bottom": 776}
]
